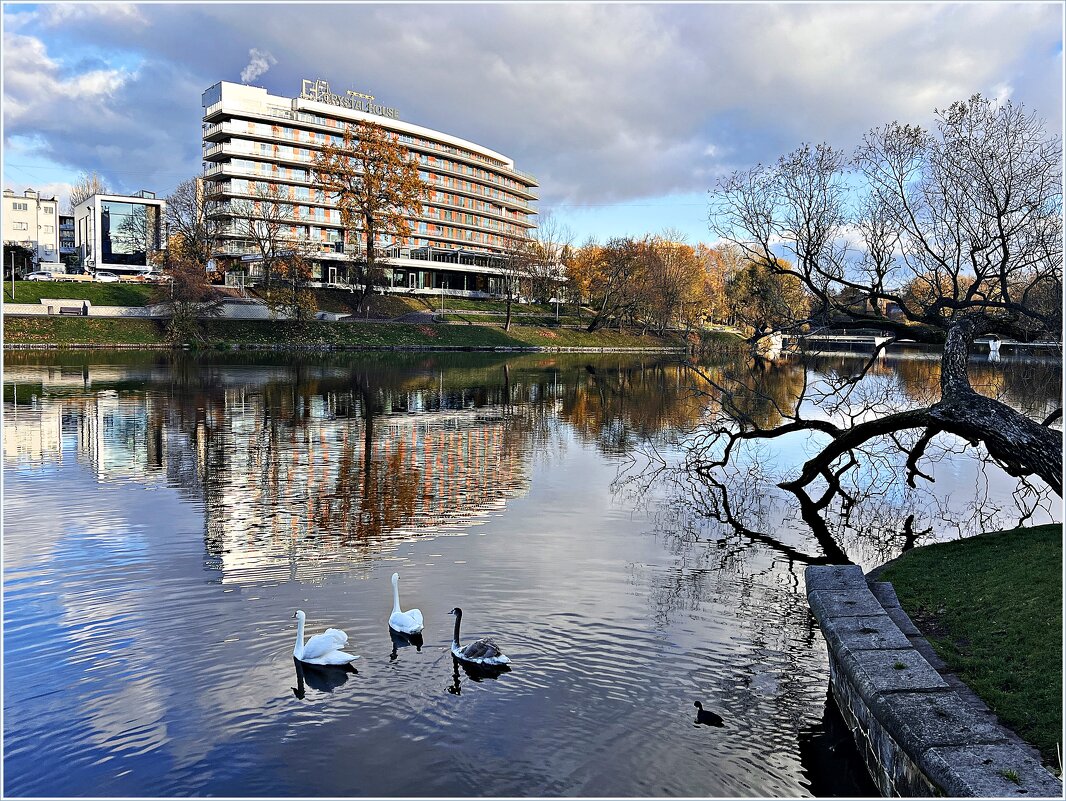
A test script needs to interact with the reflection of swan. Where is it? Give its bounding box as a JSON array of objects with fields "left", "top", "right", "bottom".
[
  {"left": 292, "top": 610, "right": 360, "bottom": 665},
  {"left": 447, "top": 655, "right": 511, "bottom": 695},
  {"left": 291, "top": 657, "right": 357, "bottom": 699},
  {"left": 693, "top": 701, "right": 725, "bottom": 727},
  {"left": 448, "top": 607, "right": 510, "bottom": 666},
  {"left": 389, "top": 627, "right": 424, "bottom": 661},
  {"left": 389, "top": 573, "right": 424, "bottom": 634}
]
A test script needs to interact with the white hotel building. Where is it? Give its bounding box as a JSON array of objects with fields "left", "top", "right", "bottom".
[{"left": 202, "top": 80, "right": 538, "bottom": 295}]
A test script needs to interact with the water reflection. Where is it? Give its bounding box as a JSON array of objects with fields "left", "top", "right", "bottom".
[
  {"left": 3, "top": 349, "right": 1060, "bottom": 798},
  {"left": 291, "top": 657, "right": 358, "bottom": 699},
  {"left": 389, "top": 627, "right": 423, "bottom": 661},
  {"left": 448, "top": 656, "right": 512, "bottom": 695}
]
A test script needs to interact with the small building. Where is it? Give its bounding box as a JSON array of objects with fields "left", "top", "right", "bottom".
[
  {"left": 74, "top": 190, "right": 166, "bottom": 275},
  {"left": 3, "top": 188, "right": 60, "bottom": 271},
  {"left": 58, "top": 214, "right": 77, "bottom": 267}
]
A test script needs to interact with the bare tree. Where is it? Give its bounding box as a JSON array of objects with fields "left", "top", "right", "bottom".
[
  {"left": 699, "top": 94, "right": 1061, "bottom": 553},
  {"left": 68, "top": 171, "right": 108, "bottom": 213},
  {"left": 526, "top": 211, "right": 574, "bottom": 303},
  {"left": 497, "top": 234, "right": 535, "bottom": 331},
  {"left": 167, "top": 177, "right": 214, "bottom": 266},
  {"left": 230, "top": 181, "right": 317, "bottom": 319}
]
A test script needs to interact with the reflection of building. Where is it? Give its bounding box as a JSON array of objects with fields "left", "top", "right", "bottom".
[
  {"left": 4, "top": 405, "right": 63, "bottom": 467},
  {"left": 3, "top": 188, "right": 60, "bottom": 270},
  {"left": 201, "top": 79, "right": 538, "bottom": 294},
  {"left": 204, "top": 404, "right": 531, "bottom": 583},
  {"left": 4, "top": 362, "right": 534, "bottom": 585},
  {"left": 74, "top": 191, "right": 165, "bottom": 275}
]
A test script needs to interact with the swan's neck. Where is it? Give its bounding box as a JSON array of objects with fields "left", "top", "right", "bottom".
[
  {"left": 391, "top": 579, "right": 401, "bottom": 615},
  {"left": 452, "top": 613, "right": 462, "bottom": 648},
  {"left": 293, "top": 616, "right": 305, "bottom": 659}
]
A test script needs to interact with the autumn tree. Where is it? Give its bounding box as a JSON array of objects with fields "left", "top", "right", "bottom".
[
  {"left": 724, "top": 256, "right": 811, "bottom": 335},
  {"left": 68, "top": 170, "right": 108, "bottom": 213},
  {"left": 578, "top": 237, "right": 649, "bottom": 332},
  {"left": 697, "top": 95, "right": 1062, "bottom": 555},
  {"left": 312, "top": 121, "right": 428, "bottom": 306},
  {"left": 697, "top": 244, "right": 743, "bottom": 326},
  {"left": 641, "top": 234, "right": 713, "bottom": 334}
]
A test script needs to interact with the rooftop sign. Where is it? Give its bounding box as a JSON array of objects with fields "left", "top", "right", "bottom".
[{"left": 299, "top": 79, "right": 399, "bottom": 120}]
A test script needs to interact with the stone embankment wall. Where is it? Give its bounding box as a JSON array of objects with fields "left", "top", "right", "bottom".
[{"left": 806, "top": 565, "right": 1061, "bottom": 797}]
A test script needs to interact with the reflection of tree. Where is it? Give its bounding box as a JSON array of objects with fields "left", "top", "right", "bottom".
[{"left": 109, "top": 205, "right": 158, "bottom": 260}]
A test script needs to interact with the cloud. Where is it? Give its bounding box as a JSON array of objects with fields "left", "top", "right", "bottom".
[
  {"left": 2, "top": 2, "right": 1060, "bottom": 229},
  {"left": 240, "top": 47, "right": 276, "bottom": 84}
]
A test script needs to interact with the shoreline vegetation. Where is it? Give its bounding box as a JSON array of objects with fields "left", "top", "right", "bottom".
[
  {"left": 878, "top": 524, "right": 1063, "bottom": 766},
  {"left": 2, "top": 316, "right": 743, "bottom": 352}
]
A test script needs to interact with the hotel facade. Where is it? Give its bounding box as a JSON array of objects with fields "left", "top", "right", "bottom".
[{"left": 202, "top": 80, "right": 539, "bottom": 295}]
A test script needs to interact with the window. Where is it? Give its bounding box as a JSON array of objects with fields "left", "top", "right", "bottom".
[
  {"left": 42, "top": 225, "right": 54, "bottom": 233},
  {"left": 12, "top": 222, "right": 28, "bottom": 230},
  {"left": 44, "top": 207, "right": 54, "bottom": 214},
  {"left": 12, "top": 202, "right": 27, "bottom": 211}
]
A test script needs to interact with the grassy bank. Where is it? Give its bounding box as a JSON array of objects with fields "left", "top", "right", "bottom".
[
  {"left": 4, "top": 281, "right": 158, "bottom": 306},
  {"left": 3, "top": 315, "right": 701, "bottom": 351},
  {"left": 878, "top": 524, "right": 1062, "bottom": 764}
]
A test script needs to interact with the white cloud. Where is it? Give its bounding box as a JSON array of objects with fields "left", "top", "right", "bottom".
[{"left": 2, "top": 2, "right": 1060, "bottom": 221}]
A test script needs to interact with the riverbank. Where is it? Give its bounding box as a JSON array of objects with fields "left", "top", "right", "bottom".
[
  {"left": 3, "top": 316, "right": 743, "bottom": 352},
  {"left": 876, "top": 524, "right": 1062, "bottom": 765}
]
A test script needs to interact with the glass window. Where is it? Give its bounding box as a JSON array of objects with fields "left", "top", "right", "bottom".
[{"left": 100, "top": 201, "right": 159, "bottom": 266}]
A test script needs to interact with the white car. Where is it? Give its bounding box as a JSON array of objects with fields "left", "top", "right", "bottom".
[
  {"left": 24, "top": 271, "right": 55, "bottom": 281},
  {"left": 94, "top": 271, "right": 120, "bottom": 283}
]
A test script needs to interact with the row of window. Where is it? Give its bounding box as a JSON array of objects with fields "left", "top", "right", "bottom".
[
  {"left": 217, "top": 152, "right": 532, "bottom": 209},
  {"left": 8, "top": 203, "right": 57, "bottom": 213},
  {"left": 218, "top": 134, "right": 531, "bottom": 198},
  {"left": 285, "top": 110, "right": 511, "bottom": 172},
  {"left": 217, "top": 194, "right": 526, "bottom": 239}
]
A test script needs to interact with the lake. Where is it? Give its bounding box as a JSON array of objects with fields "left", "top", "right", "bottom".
[{"left": 3, "top": 349, "right": 1059, "bottom": 797}]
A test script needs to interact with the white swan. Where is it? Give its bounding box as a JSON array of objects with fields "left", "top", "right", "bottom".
[
  {"left": 292, "top": 610, "right": 360, "bottom": 666},
  {"left": 448, "top": 607, "right": 510, "bottom": 666},
  {"left": 388, "top": 573, "right": 424, "bottom": 634}
]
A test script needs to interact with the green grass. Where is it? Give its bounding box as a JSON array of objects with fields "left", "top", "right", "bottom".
[
  {"left": 412, "top": 296, "right": 562, "bottom": 314},
  {"left": 4, "top": 316, "right": 691, "bottom": 351},
  {"left": 4, "top": 281, "right": 158, "bottom": 306},
  {"left": 879, "top": 524, "right": 1062, "bottom": 764},
  {"left": 4, "top": 316, "right": 168, "bottom": 345},
  {"left": 442, "top": 313, "right": 590, "bottom": 327}
]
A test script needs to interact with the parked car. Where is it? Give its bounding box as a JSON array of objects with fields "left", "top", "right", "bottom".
[
  {"left": 141, "top": 271, "right": 171, "bottom": 283},
  {"left": 94, "top": 271, "right": 120, "bottom": 283},
  {"left": 24, "top": 271, "right": 55, "bottom": 281}
]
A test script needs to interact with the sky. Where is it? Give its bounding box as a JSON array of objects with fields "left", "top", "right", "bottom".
[{"left": 2, "top": 2, "right": 1063, "bottom": 245}]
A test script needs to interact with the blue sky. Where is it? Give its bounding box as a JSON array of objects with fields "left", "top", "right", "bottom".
[{"left": 2, "top": 3, "right": 1062, "bottom": 245}]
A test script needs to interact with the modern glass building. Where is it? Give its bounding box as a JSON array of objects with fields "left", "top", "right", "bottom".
[
  {"left": 201, "top": 79, "right": 539, "bottom": 295},
  {"left": 73, "top": 191, "right": 165, "bottom": 274}
]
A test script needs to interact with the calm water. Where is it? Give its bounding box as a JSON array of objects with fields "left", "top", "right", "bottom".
[{"left": 3, "top": 349, "right": 1059, "bottom": 797}]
